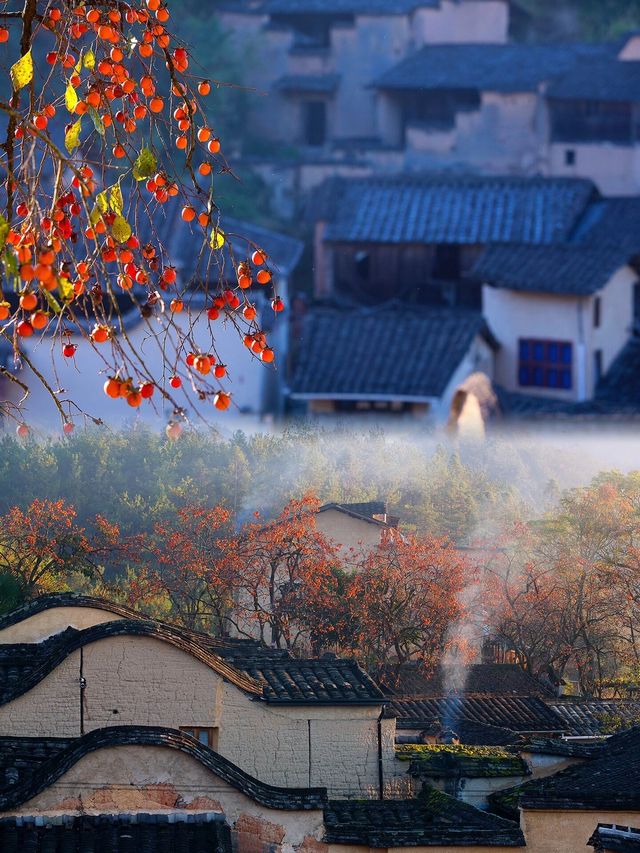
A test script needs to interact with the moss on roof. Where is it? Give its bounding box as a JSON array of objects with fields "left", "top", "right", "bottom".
[{"left": 397, "top": 744, "right": 530, "bottom": 778}]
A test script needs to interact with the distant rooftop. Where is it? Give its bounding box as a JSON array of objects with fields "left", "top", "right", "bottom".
[
  {"left": 384, "top": 662, "right": 556, "bottom": 699},
  {"left": 389, "top": 695, "right": 565, "bottom": 733},
  {"left": 290, "top": 304, "right": 490, "bottom": 401},
  {"left": 315, "top": 175, "right": 596, "bottom": 245},
  {"left": 374, "top": 42, "right": 611, "bottom": 94},
  {"left": 472, "top": 244, "right": 630, "bottom": 296},
  {"left": 548, "top": 57, "right": 640, "bottom": 102}
]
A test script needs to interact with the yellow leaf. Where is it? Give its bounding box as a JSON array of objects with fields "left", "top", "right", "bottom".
[
  {"left": 96, "top": 190, "right": 108, "bottom": 213},
  {"left": 65, "top": 82, "right": 78, "bottom": 113},
  {"left": 65, "top": 118, "right": 82, "bottom": 153},
  {"left": 210, "top": 227, "right": 225, "bottom": 250},
  {"left": 83, "top": 49, "right": 95, "bottom": 70},
  {"left": 74, "top": 52, "right": 83, "bottom": 74},
  {"left": 10, "top": 50, "right": 33, "bottom": 91},
  {"left": 109, "top": 183, "right": 123, "bottom": 216},
  {"left": 58, "top": 277, "right": 74, "bottom": 302},
  {"left": 112, "top": 215, "right": 132, "bottom": 244}
]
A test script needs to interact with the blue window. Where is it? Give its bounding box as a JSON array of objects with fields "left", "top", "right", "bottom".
[{"left": 518, "top": 339, "right": 573, "bottom": 390}]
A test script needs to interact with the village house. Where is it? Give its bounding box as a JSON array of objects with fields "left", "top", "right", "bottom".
[
  {"left": 218, "top": 0, "right": 511, "bottom": 151},
  {"left": 0, "top": 594, "right": 531, "bottom": 852},
  {"left": 0, "top": 595, "right": 396, "bottom": 797},
  {"left": 314, "top": 501, "right": 399, "bottom": 555},
  {"left": 500, "top": 727, "right": 640, "bottom": 853},
  {"left": 289, "top": 174, "right": 640, "bottom": 420}
]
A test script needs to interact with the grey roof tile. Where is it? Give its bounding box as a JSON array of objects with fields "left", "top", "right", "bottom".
[
  {"left": 549, "top": 59, "right": 640, "bottom": 101},
  {"left": 385, "top": 663, "right": 556, "bottom": 699},
  {"left": 389, "top": 695, "right": 565, "bottom": 733},
  {"left": 0, "top": 813, "right": 232, "bottom": 853},
  {"left": 471, "top": 244, "right": 629, "bottom": 296},
  {"left": 324, "top": 788, "right": 525, "bottom": 847},
  {"left": 549, "top": 701, "right": 640, "bottom": 737},
  {"left": 317, "top": 175, "right": 596, "bottom": 245},
  {"left": 374, "top": 43, "right": 612, "bottom": 94},
  {"left": 290, "top": 304, "right": 489, "bottom": 400}
]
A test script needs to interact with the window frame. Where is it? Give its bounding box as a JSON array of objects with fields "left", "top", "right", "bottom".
[
  {"left": 179, "top": 726, "right": 219, "bottom": 750},
  {"left": 518, "top": 338, "right": 573, "bottom": 391}
]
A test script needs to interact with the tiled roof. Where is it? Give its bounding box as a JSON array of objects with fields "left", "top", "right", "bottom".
[
  {"left": 318, "top": 501, "right": 392, "bottom": 526},
  {"left": 317, "top": 175, "right": 596, "bottom": 245},
  {"left": 323, "top": 788, "right": 525, "bottom": 847},
  {"left": 548, "top": 59, "right": 640, "bottom": 102},
  {"left": 0, "top": 615, "right": 386, "bottom": 706},
  {"left": 290, "top": 304, "right": 489, "bottom": 400},
  {"left": 0, "top": 593, "right": 142, "bottom": 633},
  {"left": 274, "top": 74, "right": 340, "bottom": 94},
  {"left": 0, "top": 726, "right": 328, "bottom": 812},
  {"left": 471, "top": 243, "right": 629, "bottom": 296},
  {"left": 589, "top": 825, "right": 640, "bottom": 853},
  {"left": 523, "top": 737, "right": 604, "bottom": 758},
  {"left": 549, "top": 701, "right": 640, "bottom": 737},
  {"left": 384, "top": 663, "right": 556, "bottom": 699},
  {"left": 519, "top": 726, "right": 640, "bottom": 810},
  {"left": 0, "top": 813, "right": 232, "bottom": 853},
  {"left": 374, "top": 43, "right": 611, "bottom": 94},
  {"left": 452, "top": 719, "right": 521, "bottom": 747},
  {"left": 396, "top": 744, "right": 530, "bottom": 778},
  {"left": 389, "top": 696, "right": 566, "bottom": 733},
  {"left": 576, "top": 198, "right": 640, "bottom": 255}
]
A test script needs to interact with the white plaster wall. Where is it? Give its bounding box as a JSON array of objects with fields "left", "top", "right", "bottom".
[
  {"left": 483, "top": 267, "right": 635, "bottom": 402},
  {"left": 587, "top": 266, "right": 636, "bottom": 385},
  {"left": 548, "top": 142, "right": 640, "bottom": 196},
  {"left": 0, "top": 605, "right": 125, "bottom": 644},
  {"left": 314, "top": 508, "right": 384, "bottom": 558},
  {"left": 483, "top": 287, "right": 584, "bottom": 400},
  {"left": 413, "top": 1, "right": 509, "bottom": 44},
  {"left": 522, "top": 809, "right": 640, "bottom": 853}
]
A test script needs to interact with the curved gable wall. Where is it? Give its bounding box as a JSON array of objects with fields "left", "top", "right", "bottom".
[
  {"left": 0, "top": 605, "right": 126, "bottom": 644},
  {"left": 0, "top": 634, "right": 222, "bottom": 738}
]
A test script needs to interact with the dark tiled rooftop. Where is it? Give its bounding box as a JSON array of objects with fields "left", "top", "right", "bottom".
[
  {"left": 589, "top": 825, "right": 640, "bottom": 853},
  {"left": 0, "top": 727, "right": 328, "bottom": 813},
  {"left": 374, "top": 43, "right": 611, "bottom": 94},
  {"left": 0, "top": 598, "right": 385, "bottom": 706},
  {"left": 549, "top": 701, "right": 640, "bottom": 737},
  {"left": 522, "top": 737, "right": 604, "bottom": 758},
  {"left": 472, "top": 243, "right": 629, "bottom": 296},
  {"left": 324, "top": 788, "right": 525, "bottom": 847},
  {"left": 389, "top": 696, "right": 566, "bottom": 733},
  {"left": 0, "top": 813, "right": 232, "bottom": 853},
  {"left": 316, "top": 175, "right": 596, "bottom": 245},
  {"left": 384, "top": 663, "right": 556, "bottom": 699},
  {"left": 517, "top": 727, "right": 640, "bottom": 810},
  {"left": 548, "top": 59, "right": 640, "bottom": 102},
  {"left": 595, "top": 339, "right": 640, "bottom": 413},
  {"left": 290, "top": 304, "right": 489, "bottom": 400}
]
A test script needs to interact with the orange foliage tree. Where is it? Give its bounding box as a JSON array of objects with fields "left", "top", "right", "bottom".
[
  {"left": 141, "top": 504, "right": 235, "bottom": 631},
  {"left": 0, "top": 497, "right": 119, "bottom": 596},
  {"left": 0, "top": 0, "right": 281, "bottom": 432},
  {"left": 340, "top": 530, "right": 471, "bottom": 679},
  {"left": 228, "top": 495, "right": 341, "bottom": 653}
]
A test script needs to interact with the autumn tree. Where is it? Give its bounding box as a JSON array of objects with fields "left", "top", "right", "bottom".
[
  {"left": 0, "top": 0, "right": 283, "bottom": 432},
  {"left": 229, "top": 495, "right": 340, "bottom": 653},
  {"left": 340, "top": 530, "right": 470, "bottom": 680},
  {"left": 0, "top": 497, "right": 118, "bottom": 596},
  {"left": 143, "top": 503, "right": 234, "bottom": 631}
]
